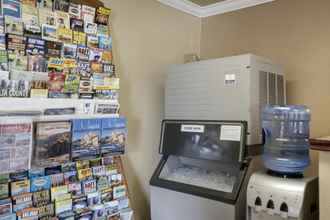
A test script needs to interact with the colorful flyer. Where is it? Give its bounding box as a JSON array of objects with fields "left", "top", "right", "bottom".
[
  {"left": 70, "top": 18, "right": 84, "bottom": 32},
  {"left": 68, "top": 182, "right": 82, "bottom": 196},
  {"left": 86, "top": 191, "right": 100, "bottom": 206},
  {"left": 100, "top": 118, "right": 127, "bottom": 155},
  {"left": 30, "top": 176, "right": 51, "bottom": 192},
  {"left": 53, "top": 0, "right": 69, "bottom": 12},
  {"left": 57, "top": 27, "right": 72, "bottom": 43},
  {"left": 62, "top": 162, "right": 76, "bottom": 172},
  {"left": 98, "top": 35, "right": 112, "bottom": 50},
  {"left": 101, "top": 50, "right": 112, "bottom": 64},
  {"left": 71, "top": 119, "right": 101, "bottom": 160},
  {"left": 4, "top": 16, "right": 24, "bottom": 35},
  {"left": 11, "top": 180, "right": 30, "bottom": 196},
  {"left": 27, "top": 55, "right": 47, "bottom": 72},
  {"left": 0, "top": 50, "right": 8, "bottom": 71},
  {"left": 37, "top": 204, "right": 54, "bottom": 218},
  {"left": 26, "top": 37, "right": 45, "bottom": 55},
  {"left": 42, "top": 24, "right": 58, "bottom": 41},
  {"left": 63, "top": 72, "right": 79, "bottom": 94},
  {"left": 0, "top": 199, "right": 12, "bottom": 216},
  {"left": 37, "top": 0, "right": 53, "bottom": 9},
  {"left": 2, "top": 0, "right": 22, "bottom": 18},
  {"left": 68, "top": 3, "right": 81, "bottom": 19},
  {"left": 38, "top": 8, "right": 56, "bottom": 26},
  {"left": 51, "top": 185, "right": 68, "bottom": 201},
  {"left": 50, "top": 173, "right": 64, "bottom": 186},
  {"left": 82, "top": 179, "right": 97, "bottom": 194},
  {"left": 32, "top": 190, "right": 50, "bottom": 206},
  {"left": 81, "top": 5, "right": 95, "bottom": 23},
  {"left": 77, "top": 168, "right": 92, "bottom": 181},
  {"left": 62, "top": 43, "right": 76, "bottom": 58},
  {"left": 55, "top": 197, "right": 72, "bottom": 215},
  {"left": 63, "top": 171, "right": 77, "bottom": 184},
  {"left": 113, "top": 185, "right": 126, "bottom": 199},
  {"left": 84, "top": 21, "right": 97, "bottom": 35},
  {"left": 45, "top": 40, "right": 62, "bottom": 58},
  {"left": 86, "top": 34, "right": 98, "bottom": 48},
  {"left": 72, "top": 31, "right": 86, "bottom": 45},
  {"left": 95, "top": 6, "right": 111, "bottom": 25},
  {"left": 77, "top": 46, "right": 89, "bottom": 61},
  {"left": 55, "top": 11, "right": 70, "bottom": 29}
]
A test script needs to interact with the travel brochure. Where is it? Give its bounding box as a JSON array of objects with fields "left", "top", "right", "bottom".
[
  {"left": 0, "top": 155, "right": 130, "bottom": 219},
  {"left": 0, "top": 0, "right": 117, "bottom": 101}
]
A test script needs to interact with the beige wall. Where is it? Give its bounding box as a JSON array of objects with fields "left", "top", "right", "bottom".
[
  {"left": 103, "top": 1, "right": 201, "bottom": 219},
  {"left": 200, "top": 0, "right": 330, "bottom": 138}
]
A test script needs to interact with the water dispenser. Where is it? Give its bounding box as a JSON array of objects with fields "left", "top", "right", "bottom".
[{"left": 247, "top": 105, "right": 319, "bottom": 220}]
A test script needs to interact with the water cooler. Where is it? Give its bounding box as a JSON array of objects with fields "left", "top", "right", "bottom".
[{"left": 246, "top": 106, "right": 319, "bottom": 220}]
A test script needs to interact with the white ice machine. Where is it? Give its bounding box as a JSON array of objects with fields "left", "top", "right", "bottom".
[{"left": 165, "top": 54, "right": 285, "bottom": 146}]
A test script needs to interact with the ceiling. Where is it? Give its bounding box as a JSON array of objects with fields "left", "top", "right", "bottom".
[
  {"left": 157, "top": 0, "right": 276, "bottom": 17},
  {"left": 188, "top": 0, "right": 226, "bottom": 6}
]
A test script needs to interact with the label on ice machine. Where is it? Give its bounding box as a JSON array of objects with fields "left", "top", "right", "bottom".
[
  {"left": 224, "top": 73, "right": 236, "bottom": 86},
  {"left": 181, "top": 125, "right": 204, "bottom": 133},
  {"left": 220, "top": 125, "right": 241, "bottom": 141}
]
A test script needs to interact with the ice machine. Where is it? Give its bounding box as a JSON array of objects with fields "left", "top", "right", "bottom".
[
  {"left": 150, "top": 120, "right": 259, "bottom": 220},
  {"left": 165, "top": 54, "right": 285, "bottom": 146}
]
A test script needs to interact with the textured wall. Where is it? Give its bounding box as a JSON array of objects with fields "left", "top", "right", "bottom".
[
  {"left": 200, "top": 0, "right": 330, "bottom": 138},
  {"left": 104, "top": 1, "right": 201, "bottom": 219}
]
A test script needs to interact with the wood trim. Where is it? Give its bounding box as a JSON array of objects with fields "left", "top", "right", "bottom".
[{"left": 310, "top": 138, "right": 330, "bottom": 152}]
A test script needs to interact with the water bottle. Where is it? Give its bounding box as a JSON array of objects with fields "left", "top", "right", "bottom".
[{"left": 262, "top": 105, "right": 311, "bottom": 174}]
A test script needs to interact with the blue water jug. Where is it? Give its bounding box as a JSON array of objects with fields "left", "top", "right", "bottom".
[{"left": 262, "top": 105, "right": 311, "bottom": 174}]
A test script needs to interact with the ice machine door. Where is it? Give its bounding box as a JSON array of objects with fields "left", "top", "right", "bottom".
[
  {"left": 150, "top": 155, "right": 248, "bottom": 204},
  {"left": 159, "top": 120, "right": 247, "bottom": 163}
]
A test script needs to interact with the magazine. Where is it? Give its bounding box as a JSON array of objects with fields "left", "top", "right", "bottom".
[
  {"left": 86, "top": 34, "right": 98, "bottom": 48},
  {"left": 63, "top": 72, "right": 79, "bottom": 94},
  {"left": 45, "top": 40, "right": 62, "bottom": 58},
  {"left": 95, "top": 6, "right": 111, "bottom": 25},
  {"left": 71, "top": 118, "right": 101, "bottom": 160},
  {"left": 4, "top": 16, "right": 24, "bottom": 35},
  {"left": 62, "top": 43, "right": 77, "bottom": 59},
  {"left": 47, "top": 70, "right": 66, "bottom": 98},
  {"left": 1, "top": 0, "right": 22, "bottom": 18},
  {"left": 0, "top": 50, "right": 8, "bottom": 71},
  {"left": 78, "top": 76, "right": 93, "bottom": 99},
  {"left": 42, "top": 24, "right": 58, "bottom": 41},
  {"left": 72, "top": 31, "right": 86, "bottom": 45},
  {"left": 81, "top": 5, "right": 95, "bottom": 23},
  {"left": 55, "top": 11, "right": 70, "bottom": 29},
  {"left": 27, "top": 55, "right": 47, "bottom": 72},
  {"left": 101, "top": 51, "right": 112, "bottom": 64},
  {"left": 89, "top": 48, "right": 102, "bottom": 62},
  {"left": 0, "top": 34, "right": 5, "bottom": 50},
  {"left": 97, "top": 24, "right": 109, "bottom": 37},
  {"left": 95, "top": 90, "right": 119, "bottom": 101},
  {"left": 33, "top": 121, "right": 71, "bottom": 168},
  {"left": 70, "top": 18, "right": 84, "bottom": 32},
  {"left": 26, "top": 37, "right": 45, "bottom": 55},
  {"left": 95, "top": 102, "right": 120, "bottom": 115},
  {"left": 38, "top": 8, "right": 56, "bottom": 26},
  {"left": 77, "top": 61, "right": 91, "bottom": 76},
  {"left": 77, "top": 46, "right": 90, "bottom": 61},
  {"left": 57, "top": 27, "right": 72, "bottom": 43},
  {"left": 37, "top": 0, "right": 52, "bottom": 9},
  {"left": 84, "top": 21, "right": 97, "bottom": 35},
  {"left": 47, "top": 57, "right": 64, "bottom": 69},
  {"left": 90, "top": 62, "right": 102, "bottom": 73},
  {"left": 8, "top": 52, "right": 28, "bottom": 71},
  {"left": 103, "top": 64, "right": 115, "bottom": 75},
  {"left": 98, "top": 35, "right": 112, "bottom": 50},
  {"left": 53, "top": 0, "right": 69, "bottom": 12},
  {"left": 68, "top": 3, "right": 81, "bottom": 19},
  {"left": 22, "top": 5, "right": 40, "bottom": 36},
  {"left": 0, "top": 16, "right": 4, "bottom": 33},
  {"left": 6, "top": 34, "right": 26, "bottom": 53},
  {"left": 100, "top": 118, "right": 127, "bottom": 154}
]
